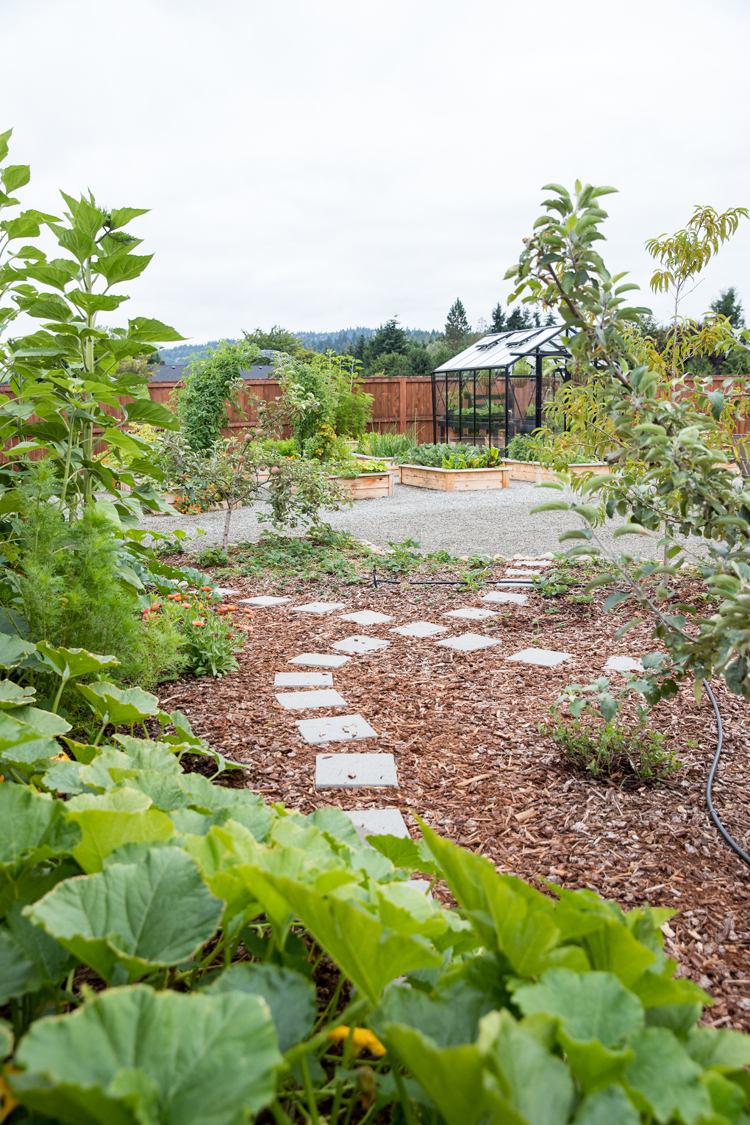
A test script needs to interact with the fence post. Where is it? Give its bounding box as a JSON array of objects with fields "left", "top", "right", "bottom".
[{"left": 399, "top": 378, "right": 407, "bottom": 433}]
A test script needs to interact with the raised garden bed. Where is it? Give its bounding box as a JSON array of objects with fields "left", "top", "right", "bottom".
[
  {"left": 504, "top": 458, "right": 609, "bottom": 483},
  {"left": 399, "top": 463, "right": 509, "bottom": 490},
  {"left": 333, "top": 471, "right": 395, "bottom": 499}
]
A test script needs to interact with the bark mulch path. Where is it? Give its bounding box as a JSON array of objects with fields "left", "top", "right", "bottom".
[{"left": 159, "top": 561, "right": 750, "bottom": 1030}]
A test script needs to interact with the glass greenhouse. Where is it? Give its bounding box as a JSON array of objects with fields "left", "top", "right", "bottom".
[{"left": 430, "top": 326, "right": 570, "bottom": 447}]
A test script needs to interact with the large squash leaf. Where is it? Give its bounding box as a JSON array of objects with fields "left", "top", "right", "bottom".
[
  {"left": 0, "top": 784, "right": 79, "bottom": 875},
  {"left": 256, "top": 871, "right": 441, "bottom": 1002},
  {"left": 25, "top": 847, "right": 222, "bottom": 983},
  {"left": 12, "top": 984, "right": 280, "bottom": 1125},
  {"left": 65, "top": 788, "right": 174, "bottom": 872},
  {"left": 202, "top": 962, "right": 315, "bottom": 1053}
]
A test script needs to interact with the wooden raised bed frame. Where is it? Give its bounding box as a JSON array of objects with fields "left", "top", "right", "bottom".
[
  {"left": 334, "top": 471, "right": 395, "bottom": 500},
  {"left": 504, "top": 459, "right": 609, "bottom": 483},
  {"left": 399, "top": 464, "right": 509, "bottom": 491}
]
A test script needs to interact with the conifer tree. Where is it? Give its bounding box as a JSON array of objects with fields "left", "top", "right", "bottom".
[{"left": 444, "top": 298, "right": 470, "bottom": 349}]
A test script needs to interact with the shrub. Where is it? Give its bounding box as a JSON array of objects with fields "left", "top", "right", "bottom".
[
  {"left": 543, "top": 708, "right": 679, "bottom": 782},
  {"left": 357, "top": 428, "right": 417, "bottom": 461}
]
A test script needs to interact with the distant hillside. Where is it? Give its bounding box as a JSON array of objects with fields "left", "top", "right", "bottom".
[{"left": 159, "top": 326, "right": 440, "bottom": 365}]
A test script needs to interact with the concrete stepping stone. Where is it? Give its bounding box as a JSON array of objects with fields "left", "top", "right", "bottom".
[
  {"left": 291, "top": 601, "right": 346, "bottom": 615},
  {"left": 339, "top": 610, "right": 393, "bottom": 625},
  {"left": 275, "top": 688, "right": 348, "bottom": 710},
  {"left": 333, "top": 635, "right": 390, "bottom": 655},
  {"left": 296, "top": 714, "right": 378, "bottom": 744},
  {"left": 391, "top": 621, "right": 448, "bottom": 638},
  {"left": 289, "top": 653, "right": 350, "bottom": 668},
  {"left": 506, "top": 569, "right": 538, "bottom": 577},
  {"left": 482, "top": 592, "right": 528, "bottom": 605},
  {"left": 507, "top": 648, "right": 572, "bottom": 667},
  {"left": 345, "top": 807, "right": 410, "bottom": 842},
  {"left": 443, "top": 607, "right": 496, "bottom": 620},
  {"left": 437, "top": 633, "right": 503, "bottom": 653},
  {"left": 274, "top": 671, "right": 334, "bottom": 687},
  {"left": 316, "top": 753, "right": 398, "bottom": 788},
  {"left": 604, "top": 655, "right": 643, "bottom": 673},
  {"left": 214, "top": 586, "right": 242, "bottom": 597},
  {"left": 239, "top": 595, "right": 291, "bottom": 606},
  {"left": 513, "top": 556, "right": 553, "bottom": 565}
]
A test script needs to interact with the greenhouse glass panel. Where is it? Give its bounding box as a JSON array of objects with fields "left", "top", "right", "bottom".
[{"left": 430, "top": 327, "right": 570, "bottom": 449}]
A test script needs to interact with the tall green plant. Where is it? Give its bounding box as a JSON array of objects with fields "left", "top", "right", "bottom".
[
  {"left": 175, "top": 338, "right": 261, "bottom": 451},
  {"left": 506, "top": 180, "right": 750, "bottom": 707}
]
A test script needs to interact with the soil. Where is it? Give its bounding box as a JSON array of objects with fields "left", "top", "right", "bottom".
[{"left": 157, "top": 557, "right": 750, "bottom": 1031}]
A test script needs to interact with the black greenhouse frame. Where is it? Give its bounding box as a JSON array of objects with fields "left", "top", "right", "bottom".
[{"left": 430, "top": 327, "right": 570, "bottom": 448}]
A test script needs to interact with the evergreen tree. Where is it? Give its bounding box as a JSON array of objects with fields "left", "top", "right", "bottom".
[
  {"left": 711, "top": 287, "right": 745, "bottom": 328},
  {"left": 490, "top": 302, "right": 507, "bottom": 332},
  {"left": 444, "top": 299, "right": 470, "bottom": 349}
]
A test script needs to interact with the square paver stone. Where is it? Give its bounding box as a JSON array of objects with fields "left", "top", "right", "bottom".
[
  {"left": 604, "top": 655, "right": 643, "bottom": 673},
  {"left": 276, "top": 688, "right": 348, "bottom": 710},
  {"left": 316, "top": 753, "right": 398, "bottom": 788},
  {"left": 482, "top": 592, "right": 528, "bottom": 605},
  {"left": 443, "top": 607, "right": 496, "bottom": 620},
  {"left": 391, "top": 621, "right": 448, "bottom": 638},
  {"left": 437, "top": 633, "right": 503, "bottom": 653},
  {"left": 292, "top": 601, "right": 346, "bottom": 615},
  {"left": 333, "top": 635, "right": 390, "bottom": 655},
  {"left": 274, "top": 671, "right": 334, "bottom": 687},
  {"left": 345, "top": 808, "right": 410, "bottom": 843},
  {"left": 239, "top": 596, "right": 290, "bottom": 607},
  {"left": 288, "top": 653, "right": 350, "bottom": 668},
  {"left": 505, "top": 569, "right": 538, "bottom": 577},
  {"left": 507, "top": 648, "right": 572, "bottom": 667},
  {"left": 339, "top": 610, "right": 393, "bottom": 625},
  {"left": 296, "top": 714, "right": 379, "bottom": 745},
  {"left": 214, "top": 587, "right": 242, "bottom": 597}
]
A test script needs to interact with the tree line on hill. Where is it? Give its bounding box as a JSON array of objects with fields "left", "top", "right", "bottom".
[{"left": 157, "top": 287, "right": 749, "bottom": 379}]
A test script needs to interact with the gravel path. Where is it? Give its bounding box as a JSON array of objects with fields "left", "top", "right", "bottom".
[{"left": 139, "top": 480, "right": 705, "bottom": 561}]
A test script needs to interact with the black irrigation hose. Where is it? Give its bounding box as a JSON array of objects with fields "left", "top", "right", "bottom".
[{"left": 705, "top": 681, "right": 750, "bottom": 869}]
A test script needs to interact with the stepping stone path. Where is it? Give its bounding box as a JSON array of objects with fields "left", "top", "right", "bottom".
[
  {"left": 437, "top": 633, "right": 503, "bottom": 653},
  {"left": 333, "top": 635, "right": 390, "bottom": 654},
  {"left": 240, "top": 596, "right": 290, "bottom": 606},
  {"left": 443, "top": 607, "right": 496, "bottom": 620},
  {"left": 345, "top": 807, "right": 410, "bottom": 842},
  {"left": 604, "top": 655, "right": 643, "bottom": 673},
  {"left": 275, "top": 688, "right": 348, "bottom": 710},
  {"left": 507, "top": 648, "right": 572, "bottom": 667},
  {"left": 292, "top": 601, "right": 346, "bottom": 614},
  {"left": 482, "top": 591, "right": 528, "bottom": 605},
  {"left": 339, "top": 610, "right": 393, "bottom": 625},
  {"left": 391, "top": 621, "right": 447, "bottom": 638},
  {"left": 288, "top": 653, "right": 350, "bottom": 668},
  {"left": 274, "top": 672, "right": 334, "bottom": 687},
  {"left": 316, "top": 753, "right": 398, "bottom": 788},
  {"left": 295, "top": 714, "right": 379, "bottom": 744}
]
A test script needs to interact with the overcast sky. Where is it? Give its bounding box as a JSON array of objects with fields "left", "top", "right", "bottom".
[{"left": 4, "top": 0, "right": 750, "bottom": 345}]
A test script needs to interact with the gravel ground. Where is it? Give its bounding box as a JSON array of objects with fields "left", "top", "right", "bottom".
[{"left": 140, "top": 480, "right": 707, "bottom": 562}]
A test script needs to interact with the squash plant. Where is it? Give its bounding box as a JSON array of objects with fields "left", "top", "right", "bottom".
[{"left": 0, "top": 641, "right": 748, "bottom": 1122}]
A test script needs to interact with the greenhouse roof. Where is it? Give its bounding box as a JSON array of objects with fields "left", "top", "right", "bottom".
[{"left": 432, "top": 325, "right": 569, "bottom": 373}]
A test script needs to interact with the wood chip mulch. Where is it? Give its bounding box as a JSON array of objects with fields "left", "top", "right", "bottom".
[{"left": 158, "top": 561, "right": 750, "bottom": 1030}]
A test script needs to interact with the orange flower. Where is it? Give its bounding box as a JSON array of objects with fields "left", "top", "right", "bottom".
[
  {"left": 192, "top": 619, "right": 205, "bottom": 627},
  {"left": 167, "top": 593, "right": 181, "bottom": 601},
  {"left": 326, "top": 1027, "right": 386, "bottom": 1057},
  {"left": 200, "top": 586, "right": 212, "bottom": 591},
  {"left": 243, "top": 609, "right": 255, "bottom": 617}
]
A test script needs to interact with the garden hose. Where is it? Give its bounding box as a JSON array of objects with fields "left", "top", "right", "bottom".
[{"left": 704, "top": 681, "right": 750, "bottom": 868}]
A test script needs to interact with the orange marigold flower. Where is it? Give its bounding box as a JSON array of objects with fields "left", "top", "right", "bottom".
[
  {"left": 326, "top": 1027, "right": 386, "bottom": 1057},
  {"left": 167, "top": 593, "right": 181, "bottom": 601},
  {"left": 200, "top": 586, "right": 212, "bottom": 591},
  {"left": 192, "top": 619, "right": 205, "bottom": 627}
]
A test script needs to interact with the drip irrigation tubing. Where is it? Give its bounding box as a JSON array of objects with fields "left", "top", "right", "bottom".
[{"left": 705, "top": 681, "right": 750, "bottom": 868}]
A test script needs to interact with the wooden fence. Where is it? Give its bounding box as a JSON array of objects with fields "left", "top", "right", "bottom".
[{"left": 147, "top": 375, "right": 435, "bottom": 442}]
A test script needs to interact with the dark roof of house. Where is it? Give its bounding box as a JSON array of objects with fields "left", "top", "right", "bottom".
[{"left": 149, "top": 364, "right": 277, "bottom": 382}]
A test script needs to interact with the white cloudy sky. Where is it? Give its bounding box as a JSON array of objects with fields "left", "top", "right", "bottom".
[{"left": 4, "top": 0, "right": 750, "bottom": 344}]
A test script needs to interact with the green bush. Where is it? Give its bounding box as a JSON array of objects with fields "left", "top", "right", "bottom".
[{"left": 544, "top": 708, "right": 679, "bottom": 782}]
